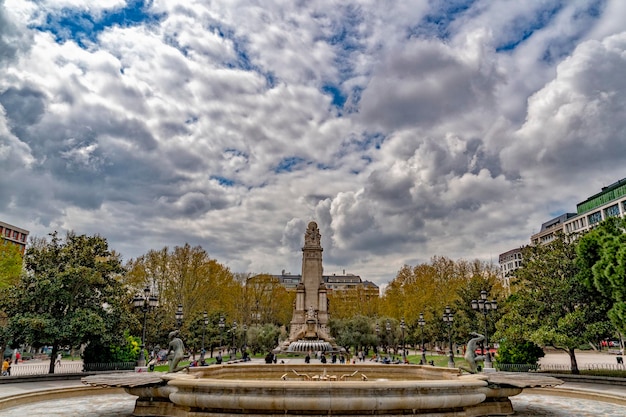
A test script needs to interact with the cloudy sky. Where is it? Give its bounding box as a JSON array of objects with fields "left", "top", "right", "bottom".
[{"left": 2, "top": 0, "right": 626, "bottom": 286}]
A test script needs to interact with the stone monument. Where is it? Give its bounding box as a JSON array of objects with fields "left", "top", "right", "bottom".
[{"left": 276, "top": 221, "right": 340, "bottom": 353}]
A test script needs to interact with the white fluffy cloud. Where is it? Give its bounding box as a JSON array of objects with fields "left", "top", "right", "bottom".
[{"left": 2, "top": 0, "right": 626, "bottom": 286}]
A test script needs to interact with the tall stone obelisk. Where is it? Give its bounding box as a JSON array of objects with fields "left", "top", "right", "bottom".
[{"left": 278, "top": 221, "right": 337, "bottom": 352}]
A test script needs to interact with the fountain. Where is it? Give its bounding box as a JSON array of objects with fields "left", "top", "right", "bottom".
[
  {"left": 80, "top": 222, "right": 562, "bottom": 416},
  {"left": 83, "top": 363, "right": 562, "bottom": 416}
]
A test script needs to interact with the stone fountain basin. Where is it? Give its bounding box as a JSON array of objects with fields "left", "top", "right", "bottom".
[
  {"left": 126, "top": 364, "right": 524, "bottom": 416},
  {"left": 88, "top": 364, "right": 562, "bottom": 416}
]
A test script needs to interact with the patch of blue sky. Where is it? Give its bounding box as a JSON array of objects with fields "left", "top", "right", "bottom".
[
  {"left": 224, "top": 148, "right": 248, "bottom": 158},
  {"left": 495, "top": 0, "right": 605, "bottom": 63},
  {"left": 539, "top": 0, "right": 606, "bottom": 64},
  {"left": 407, "top": 0, "right": 477, "bottom": 40},
  {"left": 335, "top": 132, "right": 385, "bottom": 160},
  {"left": 495, "top": 2, "right": 565, "bottom": 52},
  {"left": 206, "top": 22, "right": 276, "bottom": 88},
  {"left": 32, "top": 0, "right": 164, "bottom": 48},
  {"left": 316, "top": 5, "right": 366, "bottom": 112},
  {"left": 358, "top": 132, "right": 386, "bottom": 151},
  {"left": 210, "top": 175, "right": 235, "bottom": 187},
  {"left": 322, "top": 85, "right": 347, "bottom": 109},
  {"left": 273, "top": 157, "right": 307, "bottom": 174}
]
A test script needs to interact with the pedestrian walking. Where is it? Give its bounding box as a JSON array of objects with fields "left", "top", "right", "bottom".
[{"left": 55, "top": 352, "right": 62, "bottom": 366}]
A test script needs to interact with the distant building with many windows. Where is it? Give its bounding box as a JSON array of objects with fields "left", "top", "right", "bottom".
[
  {"left": 499, "top": 176, "right": 626, "bottom": 290},
  {"left": 563, "top": 177, "right": 626, "bottom": 235},
  {"left": 0, "top": 220, "right": 29, "bottom": 254},
  {"left": 274, "top": 270, "right": 380, "bottom": 298}
]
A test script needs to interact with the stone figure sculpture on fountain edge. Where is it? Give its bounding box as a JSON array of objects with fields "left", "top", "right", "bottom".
[
  {"left": 167, "top": 330, "right": 188, "bottom": 373},
  {"left": 462, "top": 332, "right": 486, "bottom": 374}
]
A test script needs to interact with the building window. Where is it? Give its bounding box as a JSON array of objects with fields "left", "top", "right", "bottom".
[
  {"left": 605, "top": 204, "right": 620, "bottom": 218},
  {"left": 588, "top": 211, "right": 602, "bottom": 225},
  {"left": 5, "top": 228, "right": 11, "bottom": 237}
]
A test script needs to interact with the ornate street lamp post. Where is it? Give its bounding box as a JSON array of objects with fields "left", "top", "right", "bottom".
[
  {"left": 218, "top": 315, "right": 225, "bottom": 351},
  {"left": 201, "top": 311, "right": 208, "bottom": 361},
  {"left": 418, "top": 313, "right": 427, "bottom": 365},
  {"left": 442, "top": 306, "right": 455, "bottom": 368},
  {"left": 400, "top": 317, "right": 406, "bottom": 362},
  {"left": 386, "top": 319, "right": 392, "bottom": 359},
  {"left": 175, "top": 304, "right": 184, "bottom": 329},
  {"left": 375, "top": 323, "right": 380, "bottom": 357},
  {"left": 471, "top": 290, "right": 498, "bottom": 369},
  {"left": 243, "top": 324, "right": 248, "bottom": 351},
  {"left": 133, "top": 287, "right": 159, "bottom": 367},
  {"left": 231, "top": 320, "right": 237, "bottom": 359}
]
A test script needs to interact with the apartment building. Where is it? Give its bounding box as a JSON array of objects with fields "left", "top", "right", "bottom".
[
  {"left": 530, "top": 213, "right": 577, "bottom": 245},
  {"left": 563, "top": 178, "right": 626, "bottom": 235},
  {"left": 498, "top": 176, "right": 626, "bottom": 288},
  {"left": 275, "top": 270, "right": 380, "bottom": 298},
  {"left": 0, "top": 220, "right": 29, "bottom": 254},
  {"left": 498, "top": 247, "right": 523, "bottom": 289}
]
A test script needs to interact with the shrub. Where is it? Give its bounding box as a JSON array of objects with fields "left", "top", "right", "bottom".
[
  {"left": 496, "top": 340, "right": 545, "bottom": 364},
  {"left": 83, "top": 330, "right": 140, "bottom": 363}
]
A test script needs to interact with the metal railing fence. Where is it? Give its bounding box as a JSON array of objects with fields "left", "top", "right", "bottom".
[
  {"left": 495, "top": 362, "right": 626, "bottom": 373},
  {"left": 4, "top": 361, "right": 135, "bottom": 377}
]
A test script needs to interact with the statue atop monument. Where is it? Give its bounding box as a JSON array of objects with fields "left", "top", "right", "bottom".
[
  {"left": 275, "top": 221, "right": 341, "bottom": 353},
  {"left": 304, "top": 222, "right": 321, "bottom": 246}
]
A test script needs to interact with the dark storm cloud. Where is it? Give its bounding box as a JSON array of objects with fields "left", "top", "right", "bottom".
[
  {"left": 0, "top": 87, "right": 47, "bottom": 130},
  {"left": 359, "top": 36, "right": 502, "bottom": 130}
]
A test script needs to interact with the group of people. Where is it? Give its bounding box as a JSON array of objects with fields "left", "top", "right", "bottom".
[
  {"left": 2, "top": 351, "right": 22, "bottom": 376},
  {"left": 304, "top": 351, "right": 345, "bottom": 364}
]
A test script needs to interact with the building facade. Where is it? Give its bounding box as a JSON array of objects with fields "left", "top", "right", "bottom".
[
  {"left": 498, "top": 247, "right": 523, "bottom": 289},
  {"left": 0, "top": 220, "right": 29, "bottom": 254},
  {"left": 563, "top": 178, "right": 626, "bottom": 235},
  {"left": 498, "top": 176, "right": 626, "bottom": 289},
  {"left": 530, "top": 213, "right": 577, "bottom": 245},
  {"left": 275, "top": 271, "right": 380, "bottom": 298}
]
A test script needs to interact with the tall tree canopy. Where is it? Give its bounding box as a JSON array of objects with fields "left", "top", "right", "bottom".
[
  {"left": 0, "top": 240, "right": 23, "bottom": 289},
  {"left": 0, "top": 232, "right": 132, "bottom": 373},
  {"left": 576, "top": 217, "right": 626, "bottom": 334},
  {"left": 125, "top": 244, "right": 242, "bottom": 346},
  {"left": 497, "top": 233, "right": 612, "bottom": 374}
]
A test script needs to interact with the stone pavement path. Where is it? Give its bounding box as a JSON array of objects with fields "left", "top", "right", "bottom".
[
  {"left": 511, "top": 393, "right": 626, "bottom": 417},
  {"left": 2, "top": 390, "right": 626, "bottom": 417},
  {"left": 1, "top": 392, "right": 135, "bottom": 417}
]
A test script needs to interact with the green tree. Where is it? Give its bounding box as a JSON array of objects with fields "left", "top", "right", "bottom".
[
  {"left": 0, "top": 241, "right": 23, "bottom": 289},
  {"left": 330, "top": 315, "right": 377, "bottom": 357},
  {"left": 495, "top": 340, "right": 544, "bottom": 365},
  {"left": 496, "top": 233, "right": 612, "bottom": 374},
  {"left": 0, "top": 232, "right": 133, "bottom": 373},
  {"left": 125, "top": 244, "right": 240, "bottom": 349},
  {"left": 576, "top": 216, "right": 626, "bottom": 334}
]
